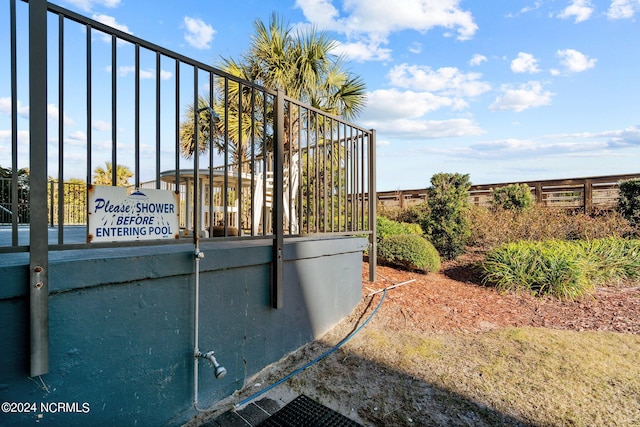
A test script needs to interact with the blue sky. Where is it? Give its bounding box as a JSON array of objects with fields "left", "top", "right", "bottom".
[{"left": 1, "top": 0, "right": 639, "bottom": 190}]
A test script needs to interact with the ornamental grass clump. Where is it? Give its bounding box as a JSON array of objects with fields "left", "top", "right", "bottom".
[
  {"left": 482, "top": 241, "right": 590, "bottom": 299},
  {"left": 377, "top": 234, "right": 441, "bottom": 273},
  {"left": 482, "top": 238, "right": 640, "bottom": 299}
]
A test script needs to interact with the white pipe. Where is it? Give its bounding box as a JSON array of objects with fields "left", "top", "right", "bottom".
[
  {"left": 366, "top": 279, "right": 416, "bottom": 296},
  {"left": 193, "top": 247, "right": 204, "bottom": 410}
]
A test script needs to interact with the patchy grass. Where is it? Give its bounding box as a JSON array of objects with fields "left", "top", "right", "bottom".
[{"left": 344, "top": 327, "right": 640, "bottom": 427}]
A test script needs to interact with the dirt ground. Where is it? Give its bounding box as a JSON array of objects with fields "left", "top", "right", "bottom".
[{"left": 203, "top": 256, "right": 640, "bottom": 426}]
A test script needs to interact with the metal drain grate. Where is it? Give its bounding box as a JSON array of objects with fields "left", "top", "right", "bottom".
[{"left": 257, "top": 394, "right": 362, "bottom": 427}]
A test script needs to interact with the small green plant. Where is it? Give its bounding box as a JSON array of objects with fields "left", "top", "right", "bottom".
[
  {"left": 422, "top": 173, "right": 472, "bottom": 260},
  {"left": 618, "top": 178, "right": 640, "bottom": 233},
  {"left": 491, "top": 183, "right": 534, "bottom": 211},
  {"left": 377, "top": 234, "right": 441, "bottom": 273}
]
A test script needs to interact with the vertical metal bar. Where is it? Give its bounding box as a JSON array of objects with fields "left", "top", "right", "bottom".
[
  {"left": 193, "top": 67, "right": 199, "bottom": 244},
  {"left": 272, "top": 89, "right": 285, "bottom": 309},
  {"left": 286, "top": 101, "right": 292, "bottom": 234},
  {"left": 261, "top": 92, "right": 268, "bottom": 235},
  {"left": 350, "top": 126, "right": 355, "bottom": 231},
  {"left": 330, "top": 118, "right": 335, "bottom": 232},
  {"left": 305, "top": 109, "right": 310, "bottom": 234},
  {"left": 322, "top": 117, "right": 328, "bottom": 232},
  {"left": 134, "top": 43, "right": 140, "bottom": 188},
  {"left": 57, "top": 14, "right": 64, "bottom": 243},
  {"left": 155, "top": 52, "right": 161, "bottom": 187},
  {"left": 297, "top": 104, "right": 302, "bottom": 233},
  {"left": 368, "top": 130, "right": 377, "bottom": 282},
  {"left": 86, "top": 24, "right": 93, "bottom": 187},
  {"left": 360, "top": 130, "right": 365, "bottom": 230},
  {"left": 223, "top": 79, "right": 229, "bottom": 236},
  {"left": 237, "top": 82, "right": 243, "bottom": 235},
  {"left": 49, "top": 181, "right": 54, "bottom": 227},
  {"left": 337, "top": 122, "right": 342, "bottom": 232},
  {"left": 314, "top": 114, "right": 320, "bottom": 232},
  {"left": 29, "top": 0, "right": 49, "bottom": 377},
  {"left": 174, "top": 60, "right": 180, "bottom": 193},
  {"left": 111, "top": 34, "right": 117, "bottom": 186},
  {"left": 208, "top": 72, "right": 214, "bottom": 237},
  {"left": 10, "top": 0, "right": 18, "bottom": 245},
  {"left": 249, "top": 87, "right": 256, "bottom": 236}
]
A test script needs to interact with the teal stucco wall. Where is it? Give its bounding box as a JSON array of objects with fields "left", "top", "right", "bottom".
[{"left": 0, "top": 236, "right": 367, "bottom": 426}]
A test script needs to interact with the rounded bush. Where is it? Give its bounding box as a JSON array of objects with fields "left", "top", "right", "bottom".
[
  {"left": 376, "top": 216, "right": 423, "bottom": 243},
  {"left": 377, "top": 234, "right": 441, "bottom": 273}
]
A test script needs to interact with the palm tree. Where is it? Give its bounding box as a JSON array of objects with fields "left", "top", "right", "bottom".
[
  {"left": 179, "top": 13, "right": 367, "bottom": 162},
  {"left": 92, "top": 162, "right": 133, "bottom": 187}
]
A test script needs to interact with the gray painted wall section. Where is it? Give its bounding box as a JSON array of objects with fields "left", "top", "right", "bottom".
[{"left": 0, "top": 236, "right": 367, "bottom": 426}]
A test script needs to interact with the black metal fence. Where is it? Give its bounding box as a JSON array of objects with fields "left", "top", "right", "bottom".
[{"left": 1, "top": 0, "right": 376, "bottom": 250}]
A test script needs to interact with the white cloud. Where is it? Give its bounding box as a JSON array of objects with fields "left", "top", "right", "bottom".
[
  {"left": 183, "top": 17, "right": 215, "bottom": 50},
  {"left": 0, "top": 97, "right": 29, "bottom": 118},
  {"left": 48, "top": 104, "right": 75, "bottom": 126},
  {"left": 408, "top": 42, "right": 422, "bottom": 54},
  {"left": 295, "top": 0, "right": 477, "bottom": 61},
  {"left": 332, "top": 40, "right": 392, "bottom": 61},
  {"left": 367, "top": 118, "right": 485, "bottom": 139},
  {"left": 466, "top": 125, "right": 640, "bottom": 159},
  {"left": 364, "top": 89, "right": 455, "bottom": 121},
  {"left": 92, "top": 14, "right": 133, "bottom": 42},
  {"left": 92, "top": 120, "right": 111, "bottom": 132},
  {"left": 489, "top": 81, "right": 554, "bottom": 112},
  {"left": 521, "top": 1, "right": 543, "bottom": 14},
  {"left": 298, "top": 0, "right": 477, "bottom": 40},
  {"left": 116, "top": 66, "right": 173, "bottom": 80},
  {"left": 469, "top": 54, "right": 487, "bottom": 66},
  {"left": 0, "top": 130, "right": 29, "bottom": 145},
  {"left": 607, "top": 0, "right": 640, "bottom": 19},
  {"left": 387, "top": 64, "right": 491, "bottom": 97},
  {"left": 557, "top": 0, "right": 594, "bottom": 23},
  {"left": 556, "top": 48, "right": 596, "bottom": 73},
  {"left": 66, "top": 131, "right": 87, "bottom": 146},
  {"left": 511, "top": 52, "right": 541, "bottom": 73},
  {"left": 65, "top": 0, "right": 121, "bottom": 13}
]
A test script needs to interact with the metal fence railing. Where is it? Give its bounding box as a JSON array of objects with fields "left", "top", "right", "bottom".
[{"left": 1, "top": 0, "right": 376, "bottom": 251}]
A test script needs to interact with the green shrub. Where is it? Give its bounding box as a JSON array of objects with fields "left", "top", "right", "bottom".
[
  {"left": 492, "top": 183, "right": 534, "bottom": 211},
  {"left": 422, "top": 173, "right": 472, "bottom": 260},
  {"left": 376, "top": 216, "right": 423, "bottom": 243},
  {"left": 618, "top": 179, "right": 640, "bottom": 233},
  {"left": 482, "top": 238, "right": 640, "bottom": 299},
  {"left": 377, "top": 234, "right": 441, "bottom": 273}
]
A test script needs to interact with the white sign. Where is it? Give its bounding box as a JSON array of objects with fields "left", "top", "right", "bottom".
[{"left": 88, "top": 186, "right": 180, "bottom": 243}]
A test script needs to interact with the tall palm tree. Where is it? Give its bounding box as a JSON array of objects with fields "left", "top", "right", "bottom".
[
  {"left": 92, "top": 162, "right": 133, "bottom": 187},
  {"left": 179, "top": 13, "right": 367, "bottom": 162}
]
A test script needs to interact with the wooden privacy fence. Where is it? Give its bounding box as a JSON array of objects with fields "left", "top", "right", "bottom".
[{"left": 376, "top": 173, "right": 640, "bottom": 214}]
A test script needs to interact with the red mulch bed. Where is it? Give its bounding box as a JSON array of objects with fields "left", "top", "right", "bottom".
[{"left": 362, "top": 255, "right": 640, "bottom": 335}]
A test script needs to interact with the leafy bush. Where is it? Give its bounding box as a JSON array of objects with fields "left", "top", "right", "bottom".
[
  {"left": 468, "top": 205, "right": 633, "bottom": 250},
  {"left": 376, "top": 216, "right": 422, "bottom": 243},
  {"left": 618, "top": 179, "right": 640, "bottom": 233},
  {"left": 482, "top": 238, "right": 640, "bottom": 299},
  {"left": 421, "top": 173, "right": 472, "bottom": 260},
  {"left": 492, "top": 183, "right": 534, "bottom": 211},
  {"left": 377, "top": 234, "right": 441, "bottom": 273}
]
